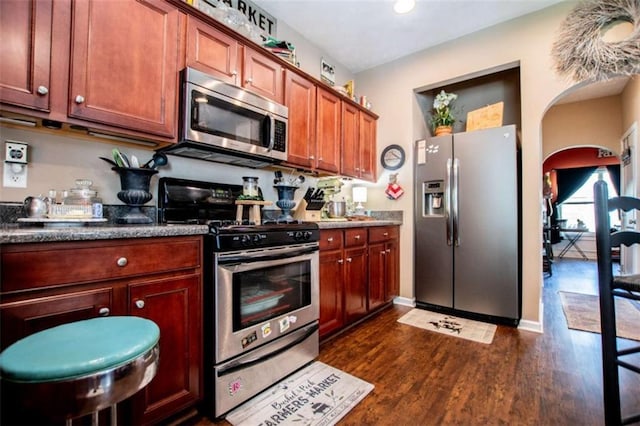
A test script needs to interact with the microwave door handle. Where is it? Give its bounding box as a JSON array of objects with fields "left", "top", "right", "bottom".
[{"left": 266, "top": 113, "right": 275, "bottom": 152}]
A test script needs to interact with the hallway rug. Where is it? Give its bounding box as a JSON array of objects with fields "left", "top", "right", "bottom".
[
  {"left": 397, "top": 308, "right": 496, "bottom": 344},
  {"left": 559, "top": 291, "right": 640, "bottom": 341},
  {"left": 225, "top": 361, "right": 374, "bottom": 426}
]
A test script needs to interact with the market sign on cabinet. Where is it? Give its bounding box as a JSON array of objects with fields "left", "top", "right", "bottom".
[{"left": 194, "top": 0, "right": 277, "bottom": 37}]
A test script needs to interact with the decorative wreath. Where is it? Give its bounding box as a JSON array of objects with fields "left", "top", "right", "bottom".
[{"left": 552, "top": 0, "right": 640, "bottom": 81}]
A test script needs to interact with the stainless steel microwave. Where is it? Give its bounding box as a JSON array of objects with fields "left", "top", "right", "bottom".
[{"left": 161, "top": 68, "right": 288, "bottom": 168}]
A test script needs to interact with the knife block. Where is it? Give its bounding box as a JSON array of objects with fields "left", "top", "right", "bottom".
[{"left": 293, "top": 199, "right": 322, "bottom": 221}]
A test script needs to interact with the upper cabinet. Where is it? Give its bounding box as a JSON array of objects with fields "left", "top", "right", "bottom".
[
  {"left": 186, "top": 15, "right": 240, "bottom": 84},
  {"left": 341, "top": 104, "right": 376, "bottom": 181},
  {"left": 315, "top": 87, "right": 342, "bottom": 173},
  {"left": 285, "top": 70, "right": 316, "bottom": 168},
  {"left": 0, "top": 0, "right": 53, "bottom": 111},
  {"left": 185, "top": 15, "right": 283, "bottom": 103},
  {"left": 69, "top": 0, "right": 182, "bottom": 139}
]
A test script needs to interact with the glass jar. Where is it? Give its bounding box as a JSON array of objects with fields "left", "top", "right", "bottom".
[
  {"left": 242, "top": 177, "right": 259, "bottom": 197},
  {"left": 62, "top": 179, "right": 102, "bottom": 218}
]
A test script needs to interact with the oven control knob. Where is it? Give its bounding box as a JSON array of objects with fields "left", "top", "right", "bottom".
[
  {"left": 241, "top": 235, "right": 251, "bottom": 245},
  {"left": 252, "top": 234, "right": 261, "bottom": 243},
  {"left": 303, "top": 231, "right": 312, "bottom": 240},
  {"left": 294, "top": 231, "right": 303, "bottom": 240}
]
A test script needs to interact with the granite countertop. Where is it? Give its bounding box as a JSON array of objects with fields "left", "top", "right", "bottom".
[
  {"left": 315, "top": 219, "right": 402, "bottom": 229},
  {"left": 0, "top": 224, "right": 209, "bottom": 245}
]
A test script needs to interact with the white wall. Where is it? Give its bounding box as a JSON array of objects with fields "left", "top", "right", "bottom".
[{"left": 354, "top": 2, "right": 581, "bottom": 327}]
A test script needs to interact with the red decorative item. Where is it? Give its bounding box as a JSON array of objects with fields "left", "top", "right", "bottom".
[{"left": 385, "top": 183, "right": 404, "bottom": 200}]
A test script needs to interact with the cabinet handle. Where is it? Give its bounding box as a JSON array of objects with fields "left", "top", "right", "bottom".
[
  {"left": 355, "top": 167, "right": 360, "bottom": 172},
  {"left": 98, "top": 307, "right": 110, "bottom": 316},
  {"left": 37, "top": 85, "right": 49, "bottom": 95},
  {"left": 327, "top": 237, "right": 334, "bottom": 242},
  {"left": 346, "top": 257, "right": 352, "bottom": 263},
  {"left": 309, "top": 155, "right": 315, "bottom": 160},
  {"left": 231, "top": 70, "right": 238, "bottom": 76},
  {"left": 354, "top": 235, "right": 361, "bottom": 240},
  {"left": 245, "top": 77, "right": 253, "bottom": 84},
  {"left": 383, "top": 232, "right": 389, "bottom": 236},
  {"left": 337, "top": 259, "right": 344, "bottom": 264},
  {"left": 386, "top": 248, "right": 391, "bottom": 253},
  {"left": 135, "top": 299, "right": 145, "bottom": 309},
  {"left": 75, "top": 95, "right": 85, "bottom": 104},
  {"left": 116, "top": 257, "right": 128, "bottom": 267},
  {"left": 380, "top": 250, "right": 386, "bottom": 255},
  {"left": 318, "top": 157, "right": 323, "bottom": 161}
]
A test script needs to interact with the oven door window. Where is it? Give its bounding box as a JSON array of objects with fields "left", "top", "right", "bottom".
[
  {"left": 191, "top": 89, "right": 269, "bottom": 148},
  {"left": 233, "top": 259, "right": 311, "bottom": 331}
]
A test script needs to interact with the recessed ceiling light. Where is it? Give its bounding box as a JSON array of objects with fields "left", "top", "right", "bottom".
[{"left": 394, "top": 0, "right": 415, "bottom": 14}]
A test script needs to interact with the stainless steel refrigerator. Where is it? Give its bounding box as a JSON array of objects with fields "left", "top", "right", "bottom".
[{"left": 414, "top": 125, "right": 520, "bottom": 324}]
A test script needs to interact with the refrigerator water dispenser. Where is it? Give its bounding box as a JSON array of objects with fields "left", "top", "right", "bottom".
[{"left": 423, "top": 180, "right": 444, "bottom": 216}]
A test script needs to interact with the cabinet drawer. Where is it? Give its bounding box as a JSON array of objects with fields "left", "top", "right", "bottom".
[
  {"left": 344, "top": 228, "right": 367, "bottom": 247},
  {"left": 368, "top": 226, "right": 399, "bottom": 243},
  {"left": 1, "top": 237, "right": 202, "bottom": 293},
  {"left": 319, "top": 229, "right": 343, "bottom": 250}
]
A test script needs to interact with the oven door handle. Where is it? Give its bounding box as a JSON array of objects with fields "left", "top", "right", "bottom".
[
  {"left": 217, "top": 322, "right": 319, "bottom": 377},
  {"left": 218, "top": 246, "right": 319, "bottom": 265}
]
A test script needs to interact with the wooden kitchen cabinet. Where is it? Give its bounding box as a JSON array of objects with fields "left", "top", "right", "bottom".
[
  {"left": 315, "top": 87, "right": 342, "bottom": 173},
  {"left": 0, "top": 0, "right": 53, "bottom": 111},
  {"left": 0, "top": 236, "right": 203, "bottom": 425},
  {"left": 285, "top": 70, "right": 316, "bottom": 168},
  {"left": 342, "top": 105, "right": 377, "bottom": 181},
  {"left": 186, "top": 15, "right": 240, "bottom": 84},
  {"left": 368, "top": 226, "right": 400, "bottom": 311},
  {"left": 69, "top": 0, "right": 182, "bottom": 139},
  {"left": 185, "top": 15, "right": 283, "bottom": 103},
  {"left": 319, "top": 231, "right": 344, "bottom": 338}
]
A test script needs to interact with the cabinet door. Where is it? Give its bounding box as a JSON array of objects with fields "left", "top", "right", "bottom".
[
  {"left": 186, "top": 16, "right": 239, "bottom": 85},
  {"left": 243, "top": 47, "right": 283, "bottom": 103},
  {"left": 285, "top": 70, "right": 316, "bottom": 168},
  {"left": 69, "top": 0, "right": 181, "bottom": 138},
  {"left": 341, "top": 102, "right": 359, "bottom": 177},
  {"left": 359, "top": 111, "right": 377, "bottom": 182},
  {"left": 386, "top": 238, "right": 400, "bottom": 300},
  {"left": 128, "top": 274, "right": 202, "bottom": 425},
  {"left": 367, "top": 242, "right": 386, "bottom": 312},
  {"left": 0, "top": 287, "right": 113, "bottom": 350},
  {"left": 319, "top": 249, "right": 344, "bottom": 338},
  {"left": 0, "top": 0, "right": 53, "bottom": 111},
  {"left": 343, "top": 246, "right": 368, "bottom": 323},
  {"left": 315, "top": 87, "right": 341, "bottom": 173}
]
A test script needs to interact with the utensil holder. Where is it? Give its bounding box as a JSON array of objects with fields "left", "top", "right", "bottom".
[{"left": 112, "top": 167, "right": 158, "bottom": 224}]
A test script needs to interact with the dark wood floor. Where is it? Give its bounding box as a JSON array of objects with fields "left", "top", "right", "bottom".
[{"left": 190, "top": 258, "right": 639, "bottom": 425}]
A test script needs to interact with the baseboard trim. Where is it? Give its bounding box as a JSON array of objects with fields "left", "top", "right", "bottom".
[
  {"left": 517, "top": 301, "right": 544, "bottom": 334},
  {"left": 393, "top": 296, "right": 416, "bottom": 307}
]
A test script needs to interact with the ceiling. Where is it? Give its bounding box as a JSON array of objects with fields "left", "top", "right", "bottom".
[
  {"left": 252, "top": 0, "right": 629, "bottom": 102},
  {"left": 252, "top": 0, "right": 565, "bottom": 74}
]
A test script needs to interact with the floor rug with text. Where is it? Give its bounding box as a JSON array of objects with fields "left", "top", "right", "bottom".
[{"left": 225, "top": 361, "right": 374, "bottom": 426}]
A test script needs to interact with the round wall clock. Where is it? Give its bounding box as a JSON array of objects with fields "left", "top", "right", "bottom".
[{"left": 381, "top": 144, "right": 406, "bottom": 170}]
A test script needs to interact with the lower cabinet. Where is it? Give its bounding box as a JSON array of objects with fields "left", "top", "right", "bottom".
[
  {"left": 0, "top": 236, "right": 203, "bottom": 425},
  {"left": 319, "top": 225, "right": 399, "bottom": 339}
]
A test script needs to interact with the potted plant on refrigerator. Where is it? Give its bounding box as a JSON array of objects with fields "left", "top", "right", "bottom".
[{"left": 429, "top": 90, "right": 458, "bottom": 136}]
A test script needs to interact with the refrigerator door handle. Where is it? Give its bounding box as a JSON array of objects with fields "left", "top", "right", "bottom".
[
  {"left": 446, "top": 158, "right": 453, "bottom": 246},
  {"left": 453, "top": 158, "right": 460, "bottom": 246}
]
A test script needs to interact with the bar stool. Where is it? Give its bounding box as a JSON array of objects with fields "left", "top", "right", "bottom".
[{"left": 0, "top": 316, "right": 160, "bottom": 425}]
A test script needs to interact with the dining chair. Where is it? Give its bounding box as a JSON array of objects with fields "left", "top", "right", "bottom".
[{"left": 593, "top": 180, "right": 640, "bottom": 425}]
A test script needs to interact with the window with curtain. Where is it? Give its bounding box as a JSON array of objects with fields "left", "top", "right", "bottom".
[{"left": 558, "top": 166, "right": 620, "bottom": 231}]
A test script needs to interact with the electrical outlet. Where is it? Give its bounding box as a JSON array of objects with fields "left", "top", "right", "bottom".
[
  {"left": 3, "top": 162, "right": 28, "bottom": 188},
  {"left": 5, "top": 141, "right": 28, "bottom": 164}
]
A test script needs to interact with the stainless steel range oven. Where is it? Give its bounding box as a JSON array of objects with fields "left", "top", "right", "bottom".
[{"left": 158, "top": 177, "right": 319, "bottom": 419}]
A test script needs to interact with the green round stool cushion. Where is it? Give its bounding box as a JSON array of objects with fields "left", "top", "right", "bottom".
[{"left": 0, "top": 316, "right": 160, "bottom": 383}]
